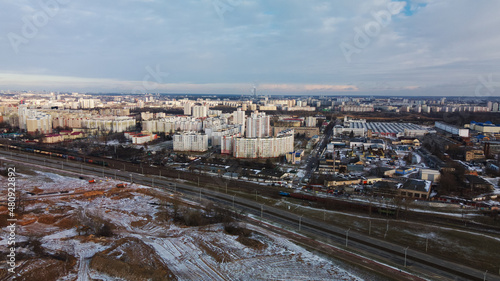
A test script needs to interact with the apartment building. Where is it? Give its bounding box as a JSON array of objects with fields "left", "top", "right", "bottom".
[
  {"left": 305, "top": 116, "right": 317, "bottom": 127},
  {"left": 192, "top": 105, "right": 208, "bottom": 118},
  {"left": 245, "top": 111, "right": 270, "bottom": 138},
  {"left": 81, "top": 116, "right": 135, "bottom": 133},
  {"left": 233, "top": 129, "right": 294, "bottom": 158},
  {"left": 173, "top": 132, "right": 208, "bottom": 152}
]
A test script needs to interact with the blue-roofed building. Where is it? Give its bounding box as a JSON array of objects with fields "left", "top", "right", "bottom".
[
  {"left": 470, "top": 121, "right": 500, "bottom": 134},
  {"left": 286, "top": 150, "right": 304, "bottom": 164}
]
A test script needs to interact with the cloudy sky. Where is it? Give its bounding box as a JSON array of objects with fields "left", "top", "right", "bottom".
[{"left": 1, "top": 0, "right": 499, "bottom": 96}]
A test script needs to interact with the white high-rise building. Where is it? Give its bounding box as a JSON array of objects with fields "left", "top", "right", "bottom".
[
  {"left": 81, "top": 116, "right": 135, "bottom": 133},
  {"left": 173, "top": 132, "right": 208, "bottom": 152},
  {"left": 184, "top": 102, "right": 192, "bottom": 115},
  {"left": 233, "top": 108, "right": 246, "bottom": 125},
  {"left": 492, "top": 102, "right": 499, "bottom": 112},
  {"left": 305, "top": 116, "right": 317, "bottom": 127},
  {"left": 245, "top": 111, "right": 270, "bottom": 138},
  {"left": 192, "top": 105, "right": 208, "bottom": 118},
  {"left": 233, "top": 129, "right": 294, "bottom": 158},
  {"left": 79, "top": 99, "right": 95, "bottom": 109},
  {"left": 26, "top": 113, "right": 52, "bottom": 134}
]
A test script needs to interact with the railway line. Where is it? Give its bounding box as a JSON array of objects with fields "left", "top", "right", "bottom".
[{"left": 1, "top": 151, "right": 499, "bottom": 281}]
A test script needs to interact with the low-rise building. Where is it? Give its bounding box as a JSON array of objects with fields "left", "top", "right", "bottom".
[
  {"left": 125, "top": 132, "right": 158, "bottom": 145},
  {"left": 465, "top": 149, "right": 485, "bottom": 162},
  {"left": 399, "top": 179, "right": 432, "bottom": 200},
  {"left": 43, "top": 134, "right": 64, "bottom": 143},
  {"left": 465, "top": 175, "right": 494, "bottom": 192},
  {"left": 324, "top": 176, "right": 361, "bottom": 187},
  {"left": 420, "top": 169, "right": 441, "bottom": 182},
  {"left": 286, "top": 150, "right": 304, "bottom": 164}
]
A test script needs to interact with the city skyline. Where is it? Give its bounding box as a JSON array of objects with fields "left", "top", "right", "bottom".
[{"left": 1, "top": 0, "right": 500, "bottom": 96}]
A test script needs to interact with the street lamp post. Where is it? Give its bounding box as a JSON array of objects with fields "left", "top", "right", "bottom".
[
  {"left": 346, "top": 228, "right": 350, "bottom": 247},
  {"left": 404, "top": 246, "right": 409, "bottom": 267}
]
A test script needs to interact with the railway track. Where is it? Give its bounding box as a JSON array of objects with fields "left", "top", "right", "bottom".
[{"left": 1, "top": 151, "right": 499, "bottom": 281}]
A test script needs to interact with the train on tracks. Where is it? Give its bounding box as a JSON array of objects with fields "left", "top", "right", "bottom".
[{"left": 0, "top": 143, "right": 109, "bottom": 167}]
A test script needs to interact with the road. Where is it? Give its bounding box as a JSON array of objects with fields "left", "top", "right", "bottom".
[
  {"left": 302, "top": 124, "right": 332, "bottom": 182},
  {"left": 1, "top": 150, "right": 499, "bottom": 281}
]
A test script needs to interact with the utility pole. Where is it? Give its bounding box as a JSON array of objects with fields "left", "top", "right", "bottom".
[
  {"left": 232, "top": 195, "right": 235, "bottom": 208},
  {"left": 404, "top": 246, "right": 409, "bottom": 267},
  {"left": 369, "top": 219, "right": 372, "bottom": 236},
  {"left": 255, "top": 190, "right": 258, "bottom": 201},
  {"left": 299, "top": 215, "right": 303, "bottom": 231},
  {"left": 199, "top": 187, "right": 201, "bottom": 201},
  {"left": 225, "top": 182, "right": 228, "bottom": 193},
  {"left": 425, "top": 237, "right": 428, "bottom": 252},
  {"left": 261, "top": 204, "right": 263, "bottom": 218},
  {"left": 197, "top": 176, "right": 200, "bottom": 187},
  {"left": 346, "top": 228, "right": 350, "bottom": 247}
]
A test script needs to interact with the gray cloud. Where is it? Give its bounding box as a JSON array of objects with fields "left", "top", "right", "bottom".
[{"left": 0, "top": 0, "right": 499, "bottom": 96}]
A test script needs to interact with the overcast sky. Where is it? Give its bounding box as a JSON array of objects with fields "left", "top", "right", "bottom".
[{"left": 1, "top": 0, "right": 499, "bottom": 96}]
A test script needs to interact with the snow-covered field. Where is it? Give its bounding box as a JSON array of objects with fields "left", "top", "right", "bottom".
[{"left": 0, "top": 170, "right": 362, "bottom": 280}]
